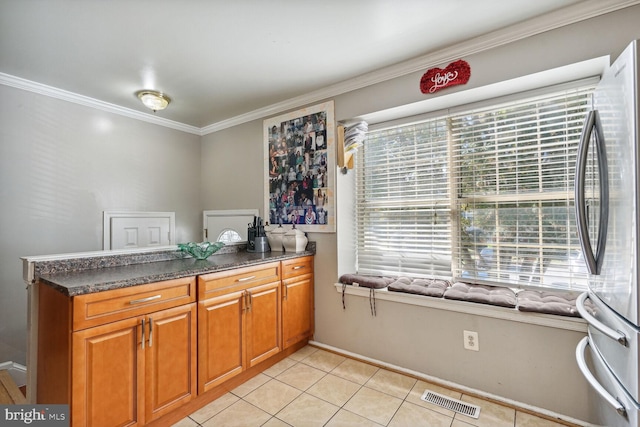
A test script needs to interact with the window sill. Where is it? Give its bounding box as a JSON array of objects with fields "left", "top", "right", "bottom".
[{"left": 334, "top": 283, "right": 587, "bottom": 333}]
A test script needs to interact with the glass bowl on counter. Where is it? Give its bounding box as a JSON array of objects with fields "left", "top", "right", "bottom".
[{"left": 177, "top": 241, "right": 225, "bottom": 260}]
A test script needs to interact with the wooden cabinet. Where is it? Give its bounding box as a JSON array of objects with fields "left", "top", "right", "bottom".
[
  {"left": 71, "top": 316, "right": 143, "bottom": 426},
  {"left": 143, "top": 304, "right": 197, "bottom": 422},
  {"left": 245, "top": 282, "right": 281, "bottom": 366},
  {"left": 282, "top": 256, "right": 314, "bottom": 349},
  {"left": 36, "top": 255, "right": 313, "bottom": 426},
  {"left": 197, "top": 290, "right": 244, "bottom": 391},
  {"left": 38, "top": 277, "right": 197, "bottom": 427},
  {"left": 197, "top": 262, "right": 281, "bottom": 393}
]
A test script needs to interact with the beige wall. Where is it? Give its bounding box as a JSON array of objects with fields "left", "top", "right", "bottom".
[
  {"left": 199, "top": 7, "right": 640, "bottom": 424},
  {"left": 200, "top": 120, "right": 264, "bottom": 211},
  {"left": 2, "top": 5, "right": 640, "bottom": 424},
  {"left": 0, "top": 85, "right": 203, "bottom": 366}
]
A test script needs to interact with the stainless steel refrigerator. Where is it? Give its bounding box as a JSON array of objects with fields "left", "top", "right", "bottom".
[{"left": 575, "top": 39, "right": 640, "bottom": 427}]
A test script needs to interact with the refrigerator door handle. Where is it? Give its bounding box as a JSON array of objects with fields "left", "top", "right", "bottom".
[
  {"left": 576, "top": 292, "right": 627, "bottom": 346},
  {"left": 575, "top": 110, "right": 596, "bottom": 273},
  {"left": 576, "top": 336, "right": 627, "bottom": 417},
  {"left": 575, "top": 110, "right": 609, "bottom": 275}
]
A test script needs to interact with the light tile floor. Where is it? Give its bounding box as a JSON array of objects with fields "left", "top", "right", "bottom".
[{"left": 173, "top": 346, "right": 577, "bottom": 427}]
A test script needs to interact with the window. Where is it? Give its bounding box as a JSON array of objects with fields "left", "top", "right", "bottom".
[
  {"left": 356, "top": 85, "right": 594, "bottom": 291},
  {"left": 217, "top": 229, "right": 243, "bottom": 243}
]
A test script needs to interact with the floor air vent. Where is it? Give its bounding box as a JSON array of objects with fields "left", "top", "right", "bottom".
[{"left": 420, "top": 390, "right": 481, "bottom": 419}]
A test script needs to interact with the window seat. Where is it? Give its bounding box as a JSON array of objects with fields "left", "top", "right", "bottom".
[{"left": 337, "top": 274, "right": 592, "bottom": 332}]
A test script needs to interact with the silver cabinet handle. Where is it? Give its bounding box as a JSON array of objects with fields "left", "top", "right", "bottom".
[
  {"left": 246, "top": 292, "right": 252, "bottom": 312},
  {"left": 141, "top": 318, "right": 145, "bottom": 349},
  {"left": 237, "top": 275, "right": 256, "bottom": 282},
  {"left": 293, "top": 266, "right": 304, "bottom": 270},
  {"left": 129, "top": 294, "right": 161, "bottom": 305},
  {"left": 576, "top": 336, "right": 626, "bottom": 417},
  {"left": 148, "top": 317, "right": 153, "bottom": 347}
]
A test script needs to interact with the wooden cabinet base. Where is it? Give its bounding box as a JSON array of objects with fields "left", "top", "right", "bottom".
[
  {"left": 144, "top": 339, "right": 309, "bottom": 427},
  {"left": 35, "top": 257, "right": 314, "bottom": 427}
]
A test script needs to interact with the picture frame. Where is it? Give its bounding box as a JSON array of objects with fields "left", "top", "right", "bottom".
[{"left": 264, "top": 100, "right": 336, "bottom": 233}]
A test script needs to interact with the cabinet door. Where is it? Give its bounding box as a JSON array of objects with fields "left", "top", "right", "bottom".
[
  {"left": 145, "top": 303, "right": 197, "bottom": 422},
  {"left": 245, "top": 282, "right": 281, "bottom": 367},
  {"left": 282, "top": 273, "right": 314, "bottom": 349},
  {"left": 198, "top": 290, "right": 245, "bottom": 393},
  {"left": 72, "top": 317, "right": 143, "bottom": 427}
]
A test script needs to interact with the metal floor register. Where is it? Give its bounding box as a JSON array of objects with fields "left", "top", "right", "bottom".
[{"left": 420, "top": 389, "right": 481, "bottom": 419}]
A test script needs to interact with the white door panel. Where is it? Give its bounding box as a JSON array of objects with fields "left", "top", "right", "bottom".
[
  {"left": 203, "top": 209, "right": 258, "bottom": 242},
  {"left": 104, "top": 211, "right": 175, "bottom": 250}
]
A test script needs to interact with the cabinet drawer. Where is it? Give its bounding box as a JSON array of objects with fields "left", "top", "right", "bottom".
[
  {"left": 73, "top": 277, "right": 196, "bottom": 331},
  {"left": 281, "top": 256, "right": 314, "bottom": 279},
  {"left": 198, "top": 262, "right": 280, "bottom": 299}
]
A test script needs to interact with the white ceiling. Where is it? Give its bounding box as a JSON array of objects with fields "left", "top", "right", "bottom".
[{"left": 0, "top": 1, "right": 634, "bottom": 132}]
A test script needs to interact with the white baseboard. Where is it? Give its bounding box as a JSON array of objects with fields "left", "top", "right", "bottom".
[
  {"left": 308, "top": 340, "right": 589, "bottom": 427},
  {"left": 0, "top": 361, "right": 27, "bottom": 387}
]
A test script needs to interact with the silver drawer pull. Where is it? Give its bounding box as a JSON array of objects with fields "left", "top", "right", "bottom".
[
  {"left": 129, "top": 294, "right": 162, "bottom": 305},
  {"left": 237, "top": 276, "right": 256, "bottom": 282},
  {"left": 293, "top": 266, "right": 304, "bottom": 270},
  {"left": 141, "top": 318, "right": 145, "bottom": 349},
  {"left": 148, "top": 317, "right": 153, "bottom": 347}
]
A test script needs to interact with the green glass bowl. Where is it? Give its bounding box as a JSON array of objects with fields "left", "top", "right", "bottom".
[{"left": 177, "top": 242, "right": 225, "bottom": 260}]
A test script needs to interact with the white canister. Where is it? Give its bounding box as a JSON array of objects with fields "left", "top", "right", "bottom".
[
  {"left": 266, "top": 224, "right": 286, "bottom": 252},
  {"left": 283, "top": 226, "right": 308, "bottom": 253}
]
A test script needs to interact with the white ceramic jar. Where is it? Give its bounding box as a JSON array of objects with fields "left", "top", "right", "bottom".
[
  {"left": 282, "top": 227, "right": 308, "bottom": 253},
  {"left": 266, "top": 224, "right": 286, "bottom": 252}
]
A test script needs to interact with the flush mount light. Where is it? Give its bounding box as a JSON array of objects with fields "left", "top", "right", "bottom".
[{"left": 136, "top": 90, "right": 171, "bottom": 112}]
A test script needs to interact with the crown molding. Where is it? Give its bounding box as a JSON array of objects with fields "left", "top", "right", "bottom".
[
  {"left": 0, "top": 72, "right": 202, "bottom": 135},
  {"left": 201, "top": 0, "right": 640, "bottom": 135},
  {"left": 2, "top": 0, "right": 638, "bottom": 136}
]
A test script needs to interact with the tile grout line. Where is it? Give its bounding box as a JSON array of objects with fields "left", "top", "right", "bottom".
[
  {"left": 183, "top": 347, "right": 567, "bottom": 427},
  {"left": 256, "top": 351, "right": 366, "bottom": 426},
  {"left": 264, "top": 354, "right": 431, "bottom": 427},
  {"left": 282, "top": 354, "right": 361, "bottom": 426},
  {"left": 265, "top": 351, "right": 419, "bottom": 426}
]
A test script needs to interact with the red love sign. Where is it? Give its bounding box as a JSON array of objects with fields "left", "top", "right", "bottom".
[{"left": 420, "top": 59, "right": 471, "bottom": 94}]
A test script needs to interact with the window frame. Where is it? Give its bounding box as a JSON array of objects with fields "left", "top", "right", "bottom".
[{"left": 354, "top": 80, "right": 597, "bottom": 292}]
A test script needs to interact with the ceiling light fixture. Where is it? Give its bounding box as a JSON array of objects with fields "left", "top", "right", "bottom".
[{"left": 136, "top": 90, "right": 171, "bottom": 112}]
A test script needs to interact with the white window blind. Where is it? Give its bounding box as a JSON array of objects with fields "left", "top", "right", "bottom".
[
  {"left": 356, "top": 85, "right": 594, "bottom": 290},
  {"left": 356, "top": 118, "right": 452, "bottom": 278}
]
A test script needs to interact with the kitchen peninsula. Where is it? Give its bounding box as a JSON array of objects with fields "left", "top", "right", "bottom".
[{"left": 22, "top": 243, "right": 315, "bottom": 427}]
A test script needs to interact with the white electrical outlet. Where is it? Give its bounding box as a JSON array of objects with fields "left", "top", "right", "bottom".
[{"left": 463, "top": 330, "right": 479, "bottom": 351}]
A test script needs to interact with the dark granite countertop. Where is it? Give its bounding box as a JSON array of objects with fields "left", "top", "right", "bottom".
[{"left": 35, "top": 245, "right": 315, "bottom": 297}]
